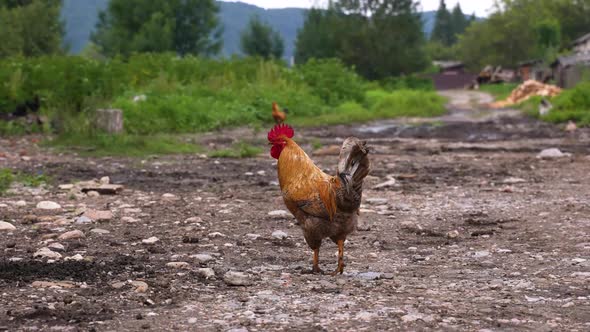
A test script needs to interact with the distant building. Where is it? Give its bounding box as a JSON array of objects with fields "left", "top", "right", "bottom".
[
  {"left": 517, "top": 59, "right": 548, "bottom": 82},
  {"left": 430, "top": 61, "right": 476, "bottom": 90},
  {"left": 572, "top": 33, "right": 590, "bottom": 54},
  {"left": 551, "top": 53, "right": 590, "bottom": 88}
]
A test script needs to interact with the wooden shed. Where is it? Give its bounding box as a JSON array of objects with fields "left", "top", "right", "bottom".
[{"left": 551, "top": 53, "right": 590, "bottom": 88}]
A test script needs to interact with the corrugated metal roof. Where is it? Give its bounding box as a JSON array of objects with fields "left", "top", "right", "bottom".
[
  {"left": 553, "top": 53, "right": 590, "bottom": 67},
  {"left": 573, "top": 33, "right": 590, "bottom": 46}
]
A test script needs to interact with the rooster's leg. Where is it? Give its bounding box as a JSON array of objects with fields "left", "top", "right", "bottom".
[
  {"left": 331, "top": 239, "right": 345, "bottom": 276},
  {"left": 312, "top": 248, "right": 322, "bottom": 273}
]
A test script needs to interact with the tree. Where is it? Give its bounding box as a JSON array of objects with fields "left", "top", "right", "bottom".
[
  {"left": 430, "top": 0, "right": 453, "bottom": 46},
  {"left": 295, "top": 0, "right": 429, "bottom": 79},
  {"left": 450, "top": 3, "right": 469, "bottom": 43},
  {"left": 295, "top": 7, "right": 343, "bottom": 64},
  {"left": 456, "top": 0, "right": 590, "bottom": 69},
  {"left": 0, "top": 0, "right": 64, "bottom": 57},
  {"left": 92, "top": 0, "right": 222, "bottom": 57},
  {"left": 240, "top": 16, "right": 284, "bottom": 59}
]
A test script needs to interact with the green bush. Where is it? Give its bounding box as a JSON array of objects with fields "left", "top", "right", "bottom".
[
  {"left": 0, "top": 169, "right": 15, "bottom": 195},
  {"left": 294, "top": 58, "right": 366, "bottom": 105},
  {"left": 522, "top": 83, "right": 590, "bottom": 126}
]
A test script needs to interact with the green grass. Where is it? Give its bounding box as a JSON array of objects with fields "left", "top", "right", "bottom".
[
  {"left": 520, "top": 82, "right": 590, "bottom": 127},
  {"left": 208, "top": 141, "right": 263, "bottom": 158},
  {"left": 47, "top": 134, "right": 204, "bottom": 157},
  {"left": 479, "top": 83, "right": 519, "bottom": 100},
  {"left": 0, "top": 168, "right": 49, "bottom": 195},
  {"left": 293, "top": 89, "right": 447, "bottom": 126},
  {"left": 0, "top": 169, "right": 15, "bottom": 195}
]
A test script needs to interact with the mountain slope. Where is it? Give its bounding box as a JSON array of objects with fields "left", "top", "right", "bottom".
[{"left": 61, "top": 0, "right": 443, "bottom": 58}]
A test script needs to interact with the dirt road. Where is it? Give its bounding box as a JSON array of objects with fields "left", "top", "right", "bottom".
[{"left": 1, "top": 91, "right": 589, "bottom": 331}]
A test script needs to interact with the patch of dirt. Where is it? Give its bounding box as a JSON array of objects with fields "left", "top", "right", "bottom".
[{"left": 1, "top": 92, "right": 589, "bottom": 331}]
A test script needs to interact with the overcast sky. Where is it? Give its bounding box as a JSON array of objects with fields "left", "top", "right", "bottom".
[{"left": 220, "top": 0, "right": 496, "bottom": 17}]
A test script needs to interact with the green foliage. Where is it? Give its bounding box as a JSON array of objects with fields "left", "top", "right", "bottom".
[
  {"left": 48, "top": 134, "right": 203, "bottom": 157},
  {"left": 457, "top": 0, "right": 590, "bottom": 69},
  {"left": 0, "top": 169, "right": 15, "bottom": 195},
  {"left": 240, "top": 16, "right": 284, "bottom": 59},
  {"left": 543, "top": 82, "right": 590, "bottom": 126},
  {"left": 431, "top": 0, "right": 454, "bottom": 46},
  {"left": 0, "top": 0, "right": 64, "bottom": 57},
  {"left": 425, "top": 41, "right": 458, "bottom": 61},
  {"left": 293, "top": 89, "right": 447, "bottom": 126},
  {"left": 91, "top": 0, "right": 222, "bottom": 57},
  {"left": 0, "top": 168, "right": 48, "bottom": 195},
  {"left": 295, "top": 58, "right": 366, "bottom": 106},
  {"left": 295, "top": 0, "right": 429, "bottom": 80},
  {"left": 208, "top": 141, "right": 263, "bottom": 158}
]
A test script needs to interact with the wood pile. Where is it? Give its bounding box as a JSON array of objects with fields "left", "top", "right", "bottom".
[{"left": 490, "top": 80, "right": 562, "bottom": 108}]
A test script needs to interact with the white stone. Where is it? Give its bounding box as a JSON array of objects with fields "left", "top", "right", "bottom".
[
  {"left": 246, "top": 233, "right": 261, "bottom": 240},
  {"left": 0, "top": 221, "right": 16, "bottom": 231},
  {"left": 193, "top": 254, "right": 214, "bottom": 263},
  {"left": 13, "top": 200, "right": 27, "bottom": 207},
  {"left": 365, "top": 198, "right": 388, "bottom": 205},
  {"left": 197, "top": 268, "right": 216, "bottom": 279},
  {"left": 36, "top": 201, "right": 61, "bottom": 210},
  {"left": 537, "top": 148, "right": 571, "bottom": 159},
  {"left": 65, "top": 254, "right": 84, "bottom": 261},
  {"left": 166, "top": 262, "right": 190, "bottom": 269},
  {"left": 272, "top": 230, "right": 288, "bottom": 240},
  {"left": 162, "top": 193, "right": 177, "bottom": 200},
  {"left": 267, "top": 210, "right": 290, "bottom": 217},
  {"left": 48, "top": 243, "right": 65, "bottom": 251},
  {"left": 34, "top": 247, "right": 62, "bottom": 260},
  {"left": 223, "top": 271, "right": 252, "bottom": 286},
  {"left": 142, "top": 236, "right": 160, "bottom": 245},
  {"left": 58, "top": 230, "right": 85, "bottom": 241},
  {"left": 58, "top": 184, "right": 74, "bottom": 190},
  {"left": 100, "top": 176, "right": 110, "bottom": 184},
  {"left": 90, "top": 228, "right": 110, "bottom": 234}
]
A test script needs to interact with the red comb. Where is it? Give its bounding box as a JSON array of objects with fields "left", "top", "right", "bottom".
[{"left": 268, "top": 124, "right": 294, "bottom": 142}]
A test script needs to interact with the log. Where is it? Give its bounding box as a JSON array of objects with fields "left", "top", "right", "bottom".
[
  {"left": 95, "top": 109, "right": 123, "bottom": 134},
  {"left": 80, "top": 184, "right": 124, "bottom": 195}
]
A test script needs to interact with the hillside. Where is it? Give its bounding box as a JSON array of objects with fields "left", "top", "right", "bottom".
[{"left": 61, "top": 0, "right": 440, "bottom": 59}]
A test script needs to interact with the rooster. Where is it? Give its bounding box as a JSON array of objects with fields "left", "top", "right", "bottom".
[
  {"left": 272, "top": 102, "right": 287, "bottom": 124},
  {"left": 268, "top": 123, "right": 370, "bottom": 275}
]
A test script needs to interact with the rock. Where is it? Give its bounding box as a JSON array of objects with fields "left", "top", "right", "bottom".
[
  {"left": 246, "top": 233, "right": 261, "bottom": 240},
  {"left": 446, "top": 230, "right": 460, "bottom": 239},
  {"left": 131, "top": 281, "right": 149, "bottom": 293},
  {"left": 268, "top": 210, "right": 290, "bottom": 218},
  {"left": 83, "top": 210, "right": 113, "bottom": 222},
  {"left": 365, "top": 198, "right": 388, "bottom": 205},
  {"left": 502, "top": 177, "right": 526, "bottom": 184},
  {"left": 197, "top": 268, "right": 215, "bottom": 279},
  {"left": 357, "top": 272, "right": 381, "bottom": 280},
  {"left": 142, "top": 237, "right": 160, "bottom": 245},
  {"left": 373, "top": 177, "right": 397, "bottom": 189},
  {"left": 100, "top": 176, "right": 110, "bottom": 184},
  {"left": 58, "top": 184, "right": 74, "bottom": 190},
  {"left": 111, "top": 281, "right": 127, "bottom": 289},
  {"left": 208, "top": 232, "right": 225, "bottom": 238},
  {"left": 166, "top": 262, "right": 190, "bottom": 269},
  {"left": 272, "top": 230, "right": 288, "bottom": 240},
  {"left": 36, "top": 201, "right": 61, "bottom": 210},
  {"left": 356, "top": 219, "right": 371, "bottom": 231},
  {"left": 0, "top": 221, "right": 16, "bottom": 232},
  {"left": 355, "top": 311, "right": 378, "bottom": 321},
  {"left": 402, "top": 313, "right": 425, "bottom": 323},
  {"left": 58, "top": 230, "right": 85, "bottom": 241},
  {"left": 473, "top": 251, "right": 490, "bottom": 258},
  {"left": 257, "top": 170, "right": 266, "bottom": 176},
  {"left": 87, "top": 191, "right": 100, "bottom": 197},
  {"left": 65, "top": 254, "right": 84, "bottom": 261},
  {"left": 14, "top": 200, "right": 27, "bottom": 207},
  {"left": 33, "top": 247, "right": 62, "bottom": 260},
  {"left": 48, "top": 243, "right": 65, "bottom": 252},
  {"left": 193, "top": 254, "right": 215, "bottom": 263},
  {"left": 122, "top": 216, "right": 138, "bottom": 223},
  {"left": 537, "top": 148, "right": 571, "bottom": 159},
  {"left": 223, "top": 271, "right": 252, "bottom": 286},
  {"left": 81, "top": 184, "right": 124, "bottom": 195},
  {"left": 90, "top": 228, "right": 110, "bottom": 234},
  {"left": 31, "top": 281, "right": 76, "bottom": 289},
  {"left": 565, "top": 121, "right": 577, "bottom": 132},
  {"left": 75, "top": 216, "right": 93, "bottom": 224},
  {"left": 162, "top": 193, "right": 177, "bottom": 200}
]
